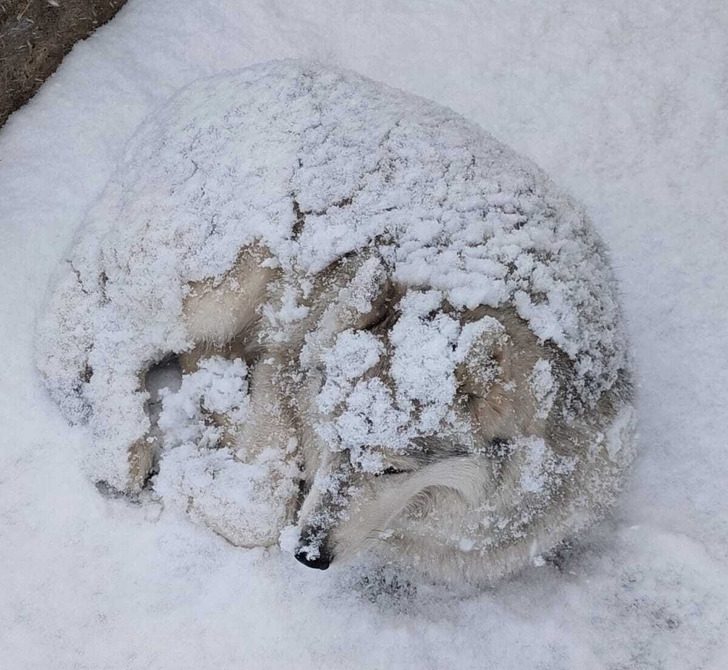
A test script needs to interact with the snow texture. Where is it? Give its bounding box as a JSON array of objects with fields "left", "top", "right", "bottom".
[
  {"left": 2, "top": 2, "right": 728, "bottom": 669},
  {"left": 36, "top": 60, "right": 628, "bottom": 504},
  {"left": 157, "top": 356, "right": 249, "bottom": 449}
]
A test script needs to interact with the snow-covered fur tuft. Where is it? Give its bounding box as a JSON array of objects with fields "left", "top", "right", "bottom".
[{"left": 35, "top": 60, "right": 635, "bottom": 584}]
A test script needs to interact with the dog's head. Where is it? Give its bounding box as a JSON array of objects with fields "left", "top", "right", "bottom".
[
  {"left": 289, "top": 278, "right": 553, "bottom": 570},
  {"left": 292, "top": 440, "right": 494, "bottom": 569}
]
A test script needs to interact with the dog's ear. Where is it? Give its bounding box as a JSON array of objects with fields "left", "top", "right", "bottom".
[
  {"left": 455, "top": 319, "right": 507, "bottom": 396},
  {"left": 456, "top": 324, "right": 520, "bottom": 442},
  {"left": 457, "top": 309, "right": 553, "bottom": 442},
  {"left": 456, "top": 310, "right": 549, "bottom": 442}
]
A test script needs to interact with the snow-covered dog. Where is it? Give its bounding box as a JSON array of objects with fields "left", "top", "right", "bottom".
[{"left": 37, "top": 60, "right": 635, "bottom": 584}]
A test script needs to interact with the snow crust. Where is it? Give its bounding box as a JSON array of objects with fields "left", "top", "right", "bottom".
[
  {"left": 2, "top": 2, "right": 728, "bottom": 669},
  {"left": 36, "top": 60, "right": 629, "bottom": 504}
]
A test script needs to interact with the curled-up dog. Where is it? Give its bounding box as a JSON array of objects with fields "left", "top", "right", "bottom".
[{"left": 37, "top": 60, "right": 635, "bottom": 585}]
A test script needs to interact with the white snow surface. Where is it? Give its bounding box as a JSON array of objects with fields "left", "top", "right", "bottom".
[{"left": 2, "top": 1, "right": 728, "bottom": 668}]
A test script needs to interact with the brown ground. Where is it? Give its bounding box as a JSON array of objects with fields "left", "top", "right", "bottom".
[{"left": 0, "top": 0, "right": 127, "bottom": 128}]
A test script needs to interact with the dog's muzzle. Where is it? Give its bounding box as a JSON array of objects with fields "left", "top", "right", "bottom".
[
  {"left": 294, "top": 548, "right": 332, "bottom": 570},
  {"left": 294, "top": 526, "right": 333, "bottom": 570}
]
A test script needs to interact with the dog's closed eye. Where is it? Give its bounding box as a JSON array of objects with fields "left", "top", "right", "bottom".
[{"left": 375, "top": 466, "right": 409, "bottom": 476}]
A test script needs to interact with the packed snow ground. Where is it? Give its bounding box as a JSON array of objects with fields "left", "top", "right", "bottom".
[{"left": 1, "top": 1, "right": 727, "bottom": 668}]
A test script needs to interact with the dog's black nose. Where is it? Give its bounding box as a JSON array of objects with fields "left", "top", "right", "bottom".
[{"left": 294, "top": 549, "right": 331, "bottom": 570}]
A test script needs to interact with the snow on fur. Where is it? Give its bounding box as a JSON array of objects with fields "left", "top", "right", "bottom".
[{"left": 36, "top": 60, "right": 630, "bottom": 544}]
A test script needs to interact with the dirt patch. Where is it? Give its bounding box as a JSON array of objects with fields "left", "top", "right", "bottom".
[{"left": 0, "top": 0, "right": 127, "bottom": 128}]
